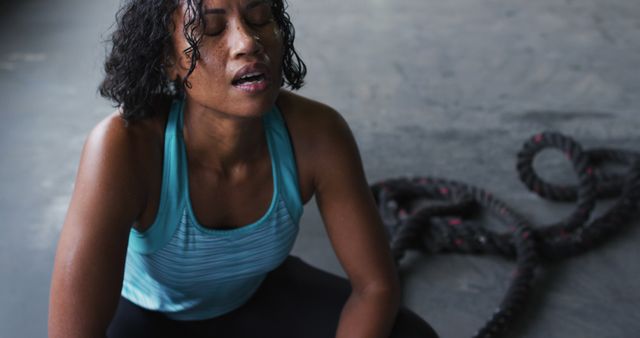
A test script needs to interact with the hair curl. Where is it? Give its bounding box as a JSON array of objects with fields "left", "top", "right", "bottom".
[{"left": 99, "top": 0, "right": 306, "bottom": 122}]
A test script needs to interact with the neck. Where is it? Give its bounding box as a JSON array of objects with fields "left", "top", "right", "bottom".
[{"left": 181, "top": 100, "right": 267, "bottom": 178}]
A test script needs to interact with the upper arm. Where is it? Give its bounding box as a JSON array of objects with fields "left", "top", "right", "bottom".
[
  {"left": 48, "top": 115, "right": 146, "bottom": 338},
  {"left": 310, "top": 105, "right": 399, "bottom": 294}
]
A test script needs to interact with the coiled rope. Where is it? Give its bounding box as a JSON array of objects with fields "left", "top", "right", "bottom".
[{"left": 371, "top": 131, "right": 640, "bottom": 338}]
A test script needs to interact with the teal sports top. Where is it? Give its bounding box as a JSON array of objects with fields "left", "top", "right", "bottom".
[{"left": 121, "top": 99, "right": 303, "bottom": 320}]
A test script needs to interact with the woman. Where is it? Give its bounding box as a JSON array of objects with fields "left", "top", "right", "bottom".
[{"left": 48, "top": 0, "right": 438, "bottom": 337}]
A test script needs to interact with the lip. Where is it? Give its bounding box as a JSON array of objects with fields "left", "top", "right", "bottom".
[{"left": 231, "top": 63, "right": 272, "bottom": 94}]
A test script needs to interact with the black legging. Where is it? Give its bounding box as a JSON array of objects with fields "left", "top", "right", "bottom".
[{"left": 107, "top": 256, "right": 438, "bottom": 338}]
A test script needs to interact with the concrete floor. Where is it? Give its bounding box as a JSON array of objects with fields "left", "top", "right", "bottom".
[{"left": 1, "top": 0, "right": 639, "bottom": 337}]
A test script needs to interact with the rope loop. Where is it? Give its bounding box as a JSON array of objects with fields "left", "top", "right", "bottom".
[{"left": 372, "top": 131, "right": 640, "bottom": 337}]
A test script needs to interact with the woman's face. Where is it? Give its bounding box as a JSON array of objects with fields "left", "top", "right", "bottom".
[{"left": 170, "top": 0, "right": 284, "bottom": 118}]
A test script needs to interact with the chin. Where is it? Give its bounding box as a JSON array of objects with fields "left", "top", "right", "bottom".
[
  {"left": 231, "top": 97, "right": 276, "bottom": 119},
  {"left": 234, "top": 88, "right": 280, "bottom": 117}
]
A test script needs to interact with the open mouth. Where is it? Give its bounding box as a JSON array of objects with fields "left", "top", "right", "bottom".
[
  {"left": 232, "top": 71, "right": 266, "bottom": 86},
  {"left": 231, "top": 65, "right": 271, "bottom": 93}
]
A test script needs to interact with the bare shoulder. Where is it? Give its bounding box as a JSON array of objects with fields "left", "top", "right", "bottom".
[
  {"left": 276, "top": 90, "right": 360, "bottom": 202},
  {"left": 276, "top": 90, "right": 352, "bottom": 154},
  {"left": 277, "top": 90, "right": 346, "bottom": 133},
  {"left": 85, "top": 110, "right": 162, "bottom": 176},
  {"left": 78, "top": 109, "right": 166, "bottom": 217}
]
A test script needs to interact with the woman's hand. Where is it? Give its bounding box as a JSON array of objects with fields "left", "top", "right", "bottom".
[{"left": 48, "top": 115, "right": 147, "bottom": 338}]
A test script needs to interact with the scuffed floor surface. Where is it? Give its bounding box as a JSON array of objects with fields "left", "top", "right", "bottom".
[{"left": 1, "top": 0, "right": 638, "bottom": 337}]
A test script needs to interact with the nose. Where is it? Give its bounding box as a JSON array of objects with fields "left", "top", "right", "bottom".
[{"left": 229, "top": 19, "right": 263, "bottom": 59}]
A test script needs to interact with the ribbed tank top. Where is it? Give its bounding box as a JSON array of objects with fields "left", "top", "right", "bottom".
[{"left": 121, "top": 99, "right": 303, "bottom": 320}]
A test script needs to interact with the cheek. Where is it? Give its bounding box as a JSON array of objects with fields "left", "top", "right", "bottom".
[
  {"left": 274, "top": 26, "right": 284, "bottom": 49},
  {"left": 273, "top": 25, "right": 283, "bottom": 41},
  {"left": 267, "top": 27, "right": 285, "bottom": 63},
  {"left": 193, "top": 54, "right": 227, "bottom": 86}
]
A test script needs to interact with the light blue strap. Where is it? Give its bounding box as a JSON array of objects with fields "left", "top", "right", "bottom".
[
  {"left": 265, "top": 106, "right": 304, "bottom": 223},
  {"left": 128, "top": 99, "right": 186, "bottom": 254}
]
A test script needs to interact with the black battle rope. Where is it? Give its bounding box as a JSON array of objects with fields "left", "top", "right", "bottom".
[{"left": 370, "top": 131, "right": 640, "bottom": 338}]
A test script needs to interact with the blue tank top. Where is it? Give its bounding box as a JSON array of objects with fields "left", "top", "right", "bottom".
[{"left": 121, "top": 99, "right": 303, "bottom": 320}]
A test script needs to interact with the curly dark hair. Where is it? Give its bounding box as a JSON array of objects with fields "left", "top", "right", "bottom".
[{"left": 99, "top": 0, "right": 306, "bottom": 122}]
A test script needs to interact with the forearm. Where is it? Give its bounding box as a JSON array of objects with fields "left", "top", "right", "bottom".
[
  {"left": 48, "top": 275, "right": 117, "bottom": 338},
  {"left": 48, "top": 255, "right": 122, "bottom": 338},
  {"left": 335, "top": 287, "right": 401, "bottom": 338}
]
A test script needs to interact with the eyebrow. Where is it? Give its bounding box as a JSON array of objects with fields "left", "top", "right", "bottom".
[{"left": 203, "top": 0, "right": 270, "bottom": 15}]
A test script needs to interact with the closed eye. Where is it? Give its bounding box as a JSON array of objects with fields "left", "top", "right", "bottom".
[
  {"left": 245, "top": 1, "right": 274, "bottom": 27},
  {"left": 201, "top": 1, "right": 273, "bottom": 36},
  {"left": 204, "top": 19, "right": 226, "bottom": 36}
]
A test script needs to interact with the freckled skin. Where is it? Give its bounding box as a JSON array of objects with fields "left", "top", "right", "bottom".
[{"left": 170, "top": 0, "right": 284, "bottom": 119}]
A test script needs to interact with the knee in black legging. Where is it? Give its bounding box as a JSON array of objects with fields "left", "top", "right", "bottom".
[{"left": 389, "top": 307, "right": 439, "bottom": 338}]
